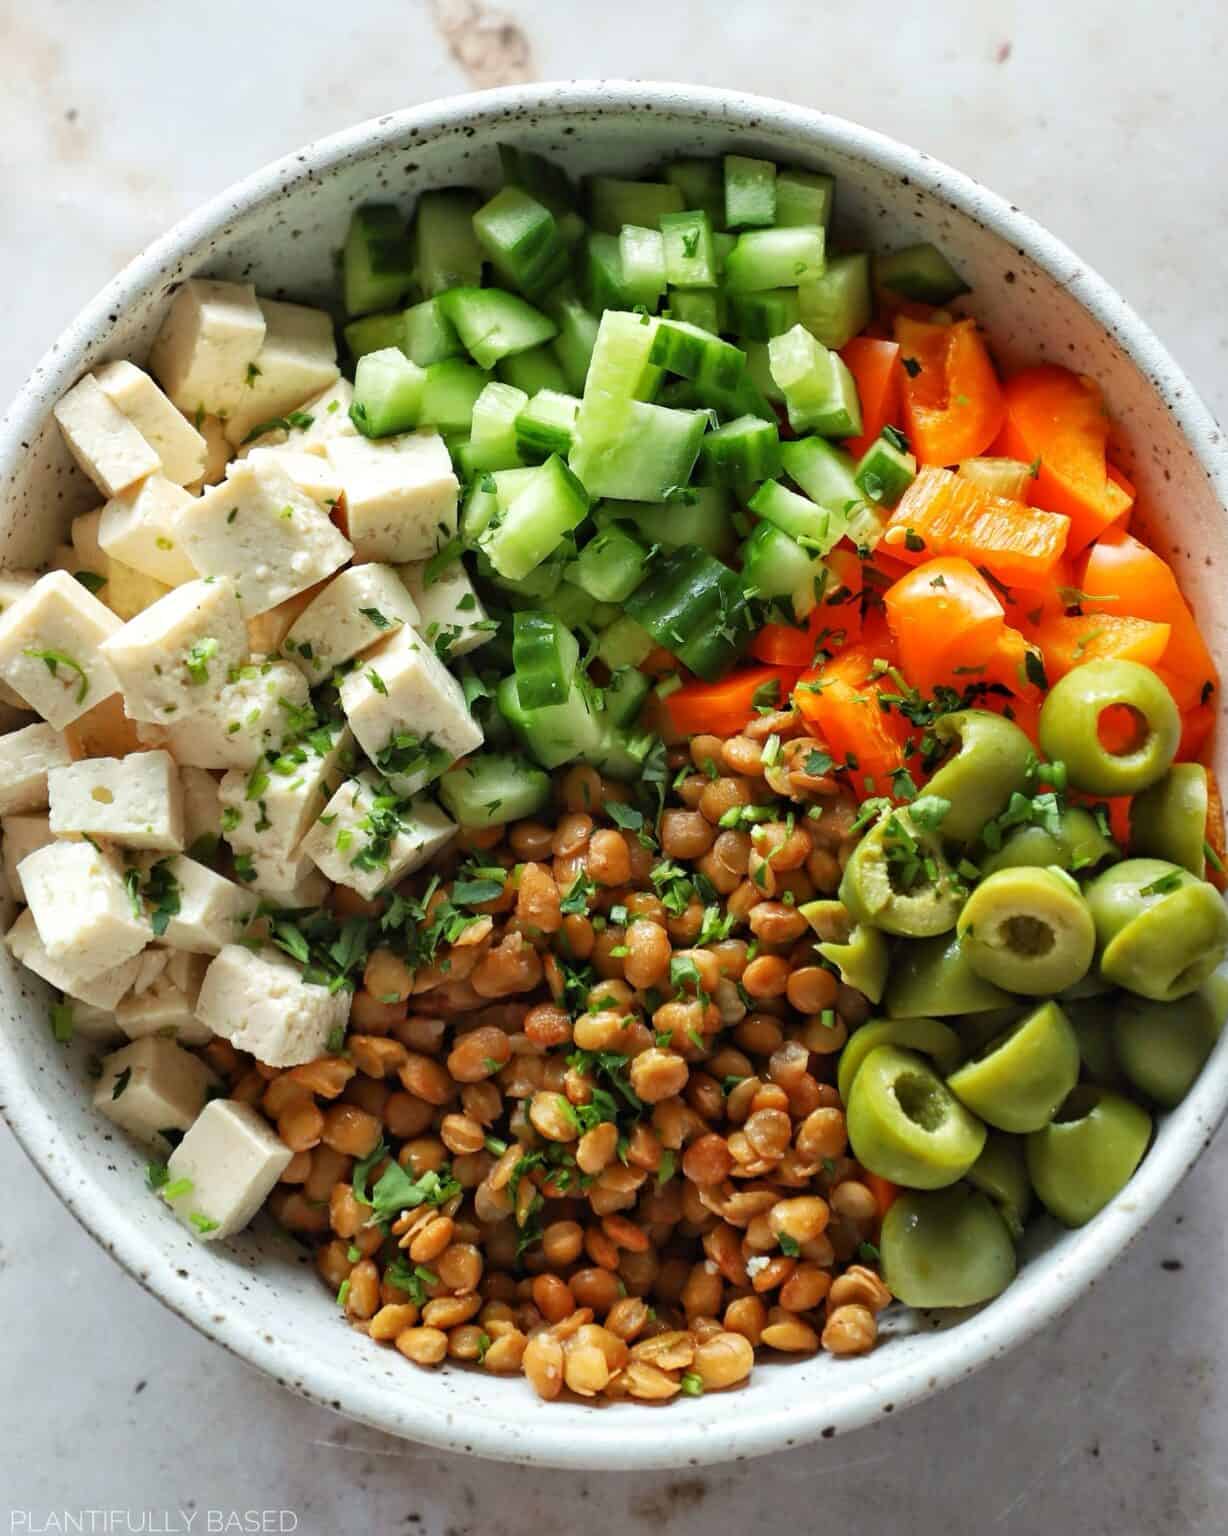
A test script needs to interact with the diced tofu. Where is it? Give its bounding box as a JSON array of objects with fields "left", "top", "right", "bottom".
[
  {"left": 241, "top": 446, "right": 344, "bottom": 507},
  {"left": 296, "top": 379, "right": 358, "bottom": 455},
  {"left": 243, "top": 847, "right": 330, "bottom": 908},
  {"left": 195, "top": 943, "right": 350, "bottom": 1066},
  {"left": 302, "top": 774, "right": 457, "bottom": 899},
  {"left": 185, "top": 413, "right": 232, "bottom": 493},
  {"left": 136, "top": 852, "right": 252, "bottom": 954},
  {"left": 327, "top": 430, "right": 458, "bottom": 563},
  {"left": 244, "top": 584, "right": 322, "bottom": 656},
  {"left": 339, "top": 625, "right": 481, "bottom": 794},
  {"left": 93, "top": 360, "right": 208, "bottom": 486},
  {"left": 117, "top": 951, "right": 212, "bottom": 1044},
  {"left": 129, "top": 946, "right": 171, "bottom": 996},
  {"left": 19, "top": 839, "right": 149, "bottom": 978},
  {"left": 104, "top": 558, "right": 172, "bottom": 622},
  {"left": 223, "top": 299, "right": 341, "bottom": 447},
  {"left": 98, "top": 474, "right": 197, "bottom": 585},
  {"left": 66, "top": 691, "right": 157, "bottom": 760},
  {"left": 100, "top": 578, "right": 247, "bottom": 724},
  {"left": 48, "top": 749, "right": 184, "bottom": 851},
  {"left": 0, "top": 571, "right": 122, "bottom": 728},
  {"left": 147, "top": 278, "right": 267, "bottom": 419},
  {"left": 0, "top": 723, "right": 72, "bottom": 814},
  {"left": 53, "top": 373, "right": 161, "bottom": 497},
  {"left": 69, "top": 509, "right": 107, "bottom": 574},
  {"left": 5, "top": 907, "right": 144, "bottom": 1009},
  {"left": 67, "top": 1001, "right": 126, "bottom": 1043},
  {"left": 219, "top": 723, "right": 352, "bottom": 861},
  {"left": 179, "top": 457, "right": 352, "bottom": 617},
  {"left": 284, "top": 564, "right": 420, "bottom": 678},
  {"left": 158, "top": 657, "right": 309, "bottom": 771},
  {"left": 164, "top": 1099, "right": 292, "bottom": 1240},
  {"left": 1, "top": 813, "right": 54, "bottom": 901},
  {"left": 93, "top": 1035, "right": 216, "bottom": 1149},
  {"left": 399, "top": 556, "right": 492, "bottom": 660},
  {"left": 181, "top": 766, "right": 223, "bottom": 857}
]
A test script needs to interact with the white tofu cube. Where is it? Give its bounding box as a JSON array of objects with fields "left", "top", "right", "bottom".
[
  {"left": 223, "top": 298, "right": 341, "bottom": 447},
  {"left": 0, "top": 571, "right": 122, "bottom": 729},
  {"left": 136, "top": 852, "right": 252, "bottom": 954},
  {"left": 181, "top": 766, "right": 223, "bottom": 857},
  {"left": 242, "top": 847, "right": 330, "bottom": 908},
  {"left": 100, "top": 578, "right": 247, "bottom": 724},
  {"left": 48, "top": 749, "right": 184, "bottom": 851},
  {"left": 296, "top": 379, "right": 358, "bottom": 455},
  {"left": 178, "top": 457, "right": 352, "bottom": 617},
  {"left": 66, "top": 1001, "right": 126, "bottom": 1043},
  {"left": 93, "top": 360, "right": 208, "bottom": 486},
  {"left": 19, "top": 840, "right": 149, "bottom": 979},
  {"left": 185, "top": 413, "right": 232, "bottom": 493},
  {"left": 98, "top": 474, "right": 198, "bottom": 586},
  {"left": 339, "top": 626, "right": 481, "bottom": 794},
  {"left": 240, "top": 446, "right": 344, "bottom": 508},
  {"left": 243, "top": 585, "right": 322, "bottom": 656},
  {"left": 302, "top": 774, "right": 457, "bottom": 899},
  {"left": 1, "top": 813, "right": 54, "bottom": 901},
  {"left": 326, "top": 430, "right": 458, "bottom": 562},
  {"left": 284, "top": 564, "right": 419, "bottom": 678},
  {"left": 164, "top": 1099, "right": 292, "bottom": 1240},
  {"left": 219, "top": 722, "right": 352, "bottom": 862},
  {"left": 159, "top": 658, "right": 309, "bottom": 771},
  {"left": 117, "top": 951, "right": 212, "bottom": 1044},
  {"left": 148, "top": 278, "right": 267, "bottom": 418},
  {"left": 400, "top": 556, "right": 492, "bottom": 660},
  {"left": 0, "top": 723, "right": 72, "bottom": 814},
  {"left": 93, "top": 1035, "right": 216, "bottom": 1149},
  {"left": 53, "top": 373, "right": 161, "bottom": 497},
  {"left": 195, "top": 944, "right": 350, "bottom": 1066},
  {"left": 6, "top": 907, "right": 144, "bottom": 1009},
  {"left": 104, "top": 558, "right": 172, "bottom": 621}
]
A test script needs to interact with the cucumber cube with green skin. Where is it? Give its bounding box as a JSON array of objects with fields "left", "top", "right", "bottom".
[
  {"left": 571, "top": 523, "right": 650, "bottom": 604},
  {"left": 618, "top": 225, "right": 668, "bottom": 310},
  {"left": 497, "top": 344, "right": 570, "bottom": 398},
  {"left": 595, "top": 614, "right": 655, "bottom": 671},
  {"left": 403, "top": 298, "right": 464, "bottom": 367},
  {"left": 780, "top": 434, "right": 862, "bottom": 509},
  {"left": 649, "top": 320, "right": 746, "bottom": 392},
  {"left": 699, "top": 414, "right": 781, "bottom": 486},
  {"left": 660, "top": 210, "right": 719, "bottom": 288},
  {"left": 774, "top": 169, "right": 835, "bottom": 231},
  {"left": 727, "top": 288, "right": 801, "bottom": 342},
  {"left": 661, "top": 158, "right": 726, "bottom": 229},
  {"left": 798, "top": 252, "right": 874, "bottom": 350},
  {"left": 497, "top": 144, "right": 576, "bottom": 216},
  {"left": 877, "top": 242, "right": 971, "bottom": 304},
  {"left": 479, "top": 454, "right": 590, "bottom": 581},
  {"left": 351, "top": 348, "right": 426, "bottom": 437},
  {"left": 440, "top": 288, "right": 558, "bottom": 371},
  {"left": 571, "top": 398, "right": 708, "bottom": 502},
  {"left": 413, "top": 189, "right": 483, "bottom": 297},
  {"left": 724, "top": 227, "right": 826, "bottom": 293},
  {"left": 540, "top": 578, "right": 617, "bottom": 631},
  {"left": 546, "top": 292, "right": 600, "bottom": 394},
  {"left": 744, "top": 342, "right": 785, "bottom": 405},
  {"left": 624, "top": 544, "right": 755, "bottom": 681},
  {"left": 467, "top": 382, "right": 528, "bottom": 472},
  {"left": 496, "top": 671, "right": 604, "bottom": 770},
  {"left": 515, "top": 390, "right": 580, "bottom": 460},
  {"left": 768, "top": 324, "right": 863, "bottom": 438},
  {"left": 602, "top": 665, "right": 652, "bottom": 728},
  {"left": 588, "top": 176, "right": 684, "bottom": 235},
  {"left": 854, "top": 432, "right": 918, "bottom": 507},
  {"left": 418, "top": 359, "right": 490, "bottom": 435},
  {"left": 473, "top": 185, "right": 569, "bottom": 298},
  {"left": 343, "top": 205, "right": 415, "bottom": 318},
  {"left": 724, "top": 155, "right": 777, "bottom": 229},
  {"left": 344, "top": 311, "right": 407, "bottom": 363},
  {"left": 667, "top": 287, "right": 726, "bottom": 335},
  {"left": 599, "top": 484, "right": 734, "bottom": 560},
  {"left": 438, "top": 750, "right": 551, "bottom": 827},
  {"left": 740, "top": 520, "right": 827, "bottom": 618},
  {"left": 749, "top": 479, "right": 849, "bottom": 554},
  {"left": 583, "top": 231, "right": 635, "bottom": 313},
  {"left": 512, "top": 611, "right": 577, "bottom": 709}
]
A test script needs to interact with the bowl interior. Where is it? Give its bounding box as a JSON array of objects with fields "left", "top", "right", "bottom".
[{"left": 1, "top": 83, "right": 1225, "bottom": 1469}]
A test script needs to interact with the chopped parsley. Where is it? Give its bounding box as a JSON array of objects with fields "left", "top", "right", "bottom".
[
  {"left": 73, "top": 569, "right": 106, "bottom": 595},
  {"left": 22, "top": 647, "right": 88, "bottom": 703},
  {"left": 184, "top": 636, "right": 219, "bottom": 685},
  {"left": 359, "top": 607, "right": 391, "bottom": 630},
  {"left": 1138, "top": 870, "right": 1185, "bottom": 899}
]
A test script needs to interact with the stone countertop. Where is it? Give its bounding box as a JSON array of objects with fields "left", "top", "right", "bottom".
[{"left": 2, "top": 1, "right": 1226, "bottom": 1531}]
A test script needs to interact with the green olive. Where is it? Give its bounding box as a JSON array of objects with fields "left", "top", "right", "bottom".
[
  {"left": 956, "top": 866, "right": 1095, "bottom": 995},
  {"left": 1062, "top": 995, "right": 1125, "bottom": 1086},
  {"left": 951, "top": 1005, "right": 1030, "bottom": 1056},
  {"left": 1038, "top": 658, "right": 1180, "bottom": 796},
  {"left": 880, "top": 1185, "right": 1017, "bottom": 1307},
  {"left": 1058, "top": 969, "right": 1115, "bottom": 1002},
  {"left": 800, "top": 899, "right": 890, "bottom": 1004},
  {"left": 923, "top": 710, "right": 1035, "bottom": 844},
  {"left": 846, "top": 1045, "right": 987, "bottom": 1189},
  {"left": 1025, "top": 1086, "right": 1152, "bottom": 1227},
  {"left": 836, "top": 1016, "right": 964, "bottom": 1105},
  {"left": 966, "top": 1132, "right": 1033, "bottom": 1239},
  {"left": 1113, "top": 991, "right": 1223, "bottom": 1107},
  {"left": 885, "top": 932, "right": 1012, "bottom": 1018},
  {"left": 1085, "top": 858, "right": 1228, "bottom": 1001},
  {"left": 839, "top": 807, "right": 965, "bottom": 938},
  {"left": 979, "top": 806, "right": 1118, "bottom": 877},
  {"left": 947, "top": 1001, "right": 1081, "bottom": 1133},
  {"left": 1130, "top": 764, "right": 1209, "bottom": 877}
]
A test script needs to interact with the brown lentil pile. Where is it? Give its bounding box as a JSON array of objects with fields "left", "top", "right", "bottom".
[{"left": 206, "top": 705, "right": 895, "bottom": 1401}]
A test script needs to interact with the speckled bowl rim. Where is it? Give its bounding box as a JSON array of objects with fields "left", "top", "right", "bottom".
[{"left": 2, "top": 80, "right": 1227, "bottom": 1469}]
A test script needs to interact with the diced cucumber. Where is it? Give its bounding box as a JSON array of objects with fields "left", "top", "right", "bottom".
[
  {"left": 515, "top": 389, "right": 580, "bottom": 459},
  {"left": 775, "top": 169, "right": 835, "bottom": 230},
  {"left": 568, "top": 309, "right": 663, "bottom": 486},
  {"left": 602, "top": 483, "right": 734, "bottom": 559},
  {"left": 476, "top": 546, "right": 566, "bottom": 603},
  {"left": 660, "top": 210, "right": 719, "bottom": 289},
  {"left": 497, "top": 143, "right": 576, "bottom": 216},
  {"left": 740, "top": 519, "right": 827, "bottom": 617},
  {"left": 781, "top": 434, "right": 861, "bottom": 508},
  {"left": 625, "top": 545, "right": 755, "bottom": 681},
  {"left": 497, "top": 672, "right": 604, "bottom": 770},
  {"left": 588, "top": 718, "right": 655, "bottom": 782},
  {"left": 649, "top": 319, "right": 745, "bottom": 392},
  {"left": 668, "top": 287, "right": 726, "bottom": 334},
  {"left": 497, "top": 343, "right": 569, "bottom": 397},
  {"left": 403, "top": 297, "right": 465, "bottom": 366},
  {"left": 540, "top": 577, "right": 617, "bottom": 631},
  {"left": 714, "top": 230, "right": 737, "bottom": 274},
  {"left": 351, "top": 348, "right": 425, "bottom": 437},
  {"left": 596, "top": 614, "right": 655, "bottom": 671},
  {"left": 877, "top": 242, "right": 971, "bottom": 304},
  {"left": 768, "top": 325, "right": 863, "bottom": 437},
  {"left": 727, "top": 288, "right": 801, "bottom": 342},
  {"left": 798, "top": 252, "right": 873, "bottom": 351},
  {"left": 547, "top": 292, "right": 600, "bottom": 394},
  {"left": 957, "top": 457, "right": 1034, "bottom": 500},
  {"left": 854, "top": 432, "right": 917, "bottom": 507},
  {"left": 513, "top": 610, "right": 577, "bottom": 709},
  {"left": 418, "top": 358, "right": 490, "bottom": 435},
  {"left": 571, "top": 523, "right": 650, "bottom": 604},
  {"left": 344, "top": 311, "right": 407, "bottom": 362},
  {"left": 724, "top": 227, "right": 826, "bottom": 293},
  {"left": 618, "top": 225, "right": 668, "bottom": 310},
  {"left": 661, "top": 158, "right": 726, "bottom": 229},
  {"left": 438, "top": 750, "right": 551, "bottom": 827},
  {"left": 589, "top": 176, "right": 684, "bottom": 235},
  {"left": 460, "top": 477, "right": 499, "bottom": 544},
  {"left": 440, "top": 287, "right": 557, "bottom": 371},
  {"left": 413, "top": 189, "right": 484, "bottom": 297},
  {"left": 468, "top": 382, "right": 529, "bottom": 471},
  {"left": 699, "top": 413, "right": 781, "bottom": 485},
  {"left": 584, "top": 231, "right": 636, "bottom": 313},
  {"left": 479, "top": 454, "right": 590, "bottom": 581},
  {"left": 744, "top": 342, "right": 785, "bottom": 405},
  {"left": 602, "top": 665, "right": 652, "bottom": 728},
  {"left": 748, "top": 479, "right": 848, "bottom": 554},
  {"left": 473, "top": 185, "right": 569, "bottom": 298},
  {"left": 572, "top": 398, "right": 708, "bottom": 502},
  {"left": 343, "top": 205, "right": 415, "bottom": 318},
  {"left": 724, "top": 155, "right": 777, "bottom": 229}
]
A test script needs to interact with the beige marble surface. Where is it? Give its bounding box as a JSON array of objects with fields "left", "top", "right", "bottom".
[{"left": 2, "top": 1, "right": 1227, "bottom": 1530}]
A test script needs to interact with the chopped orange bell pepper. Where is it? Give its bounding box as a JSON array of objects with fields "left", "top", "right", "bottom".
[
  {"left": 841, "top": 338, "right": 903, "bottom": 459},
  {"left": 1177, "top": 703, "right": 1216, "bottom": 766},
  {"left": 883, "top": 557, "right": 1005, "bottom": 696},
  {"left": 665, "top": 666, "right": 798, "bottom": 738},
  {"left": 863, "top": 1173, "right": 900, "bottom": 1221},
  {"left": 895, "top": 316, "right": 1005, "bottom": 466},
  {"left": 750, "top": 548, "right": 864, "bottom": 666},
  {"left": 1031, "top": 612, "right": 1171, "bottom": 682},
  {"left": 996, "top": 365, "right": 1134, "bottom": 553},
  {"left": 882, "top": 465, "right": 1070, "bottom": 586},
  {"left": 794, "top": 644, "right": 911, "bottom": 795}
]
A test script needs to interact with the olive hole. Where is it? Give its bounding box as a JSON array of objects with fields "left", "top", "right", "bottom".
[
  {"left": 1000, "top": 915, "right": 1055, "bottom": 957},
  {"left": 1096, "top": 703, "right": 1149, "bottom": 758},
  {"left": 893, "top": 1071, "right": 948, "bottom": 1133}
]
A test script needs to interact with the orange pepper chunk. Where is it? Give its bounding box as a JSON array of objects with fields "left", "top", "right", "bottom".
[
  {"left": 665, "top": 666, "right": 797, "bottom": 738},
  {"left": 1176, "top": 703, "right": 1216, "bottom": 767},
  {"left": 841, "top": 338, "right": 903, "bottom": 459},
  {"left": 750, "top": 548, "right": 864, "bottom": 666},
  {"left": 794, "top": 644, "right": 911, "bottom": 796},
  {"left": 895, "top": 316, "right": 1005, "bottom": 466},
  {"left": 1031, "top": 612, "right": 1171, "bottom": 682},
  {"left": 883, "top": 557, "right": 1005, "bottom": 696},
  {"left": 883, "top": 465, "right": 1070, "bottom": 586}
]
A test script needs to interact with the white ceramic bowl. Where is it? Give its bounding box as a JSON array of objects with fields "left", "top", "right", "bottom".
[{"left": 2, "top": 81, "right": 1225, "bottom": 1470}]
